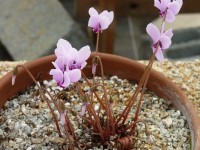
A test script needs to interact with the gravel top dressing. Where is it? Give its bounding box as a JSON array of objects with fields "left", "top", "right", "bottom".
[{"left": 0, "top": 76, "right": 190, "bottom": 150}]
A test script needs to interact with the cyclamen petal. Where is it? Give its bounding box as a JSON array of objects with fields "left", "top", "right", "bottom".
[
  {"left": 168, "top": 1, "right": 181, "bottom": 15},
  {"left": 165, "top": 9, "right": 176, "bottom": 22},
  {"left": 100, "top": 10, "right": 114, "bottom": 25},
  {"left": 146, "top": 23, "right": 160, "bottom": 43},
  {"left": 77, "top": 46, "right": 91, "bottom": 64},
  {"left": 49, "top": 68, "right": 63, "bottom": 86},
  {"left": 89, "top": 7, "right": 98, "bottom": 16},
  {"left": 154, "top": 47, "right": 165, "bottom": 61},
  {"left": 159, "top": 35, "right": 171, "bottom": 49},
  {"left": 88, "top": 16, "right": 99, "bottom": 32},
  {"left": 165, "top": 29, "right": 173, "bottom": 38},
  {"left": 99, "top": 16, "right": 110, "bottom": 31},
  {"left": 67, "top": 69, "right": 81, "bottom": 83},
  {"left": 61, "top": 72, "right": 70, "bottom": 88}
]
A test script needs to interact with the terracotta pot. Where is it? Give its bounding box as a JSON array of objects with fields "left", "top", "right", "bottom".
[{"left": 0, "top": 53, "right": 199, "bottom": 149}]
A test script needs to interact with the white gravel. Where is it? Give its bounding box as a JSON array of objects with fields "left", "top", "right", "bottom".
[{"left": 0, "top": 76, "right": 191, "bottom": 149}]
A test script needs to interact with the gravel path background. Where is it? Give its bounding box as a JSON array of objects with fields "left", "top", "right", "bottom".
[{"left": 0, "top": 59, "right": 199, "bottom": 116}]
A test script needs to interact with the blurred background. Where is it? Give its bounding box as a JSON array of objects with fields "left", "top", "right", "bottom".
[{"left": 0, "top": 0, "right": 200, "bottom": 61}]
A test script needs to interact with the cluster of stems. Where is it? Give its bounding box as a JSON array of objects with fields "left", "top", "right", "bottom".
[{"left": 12, "top": 9, "right": 170, "bottom": 150}]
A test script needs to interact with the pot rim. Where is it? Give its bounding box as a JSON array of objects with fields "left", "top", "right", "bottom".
[{"left": 0, "top": 52, "right": 199, "bottom": 149}]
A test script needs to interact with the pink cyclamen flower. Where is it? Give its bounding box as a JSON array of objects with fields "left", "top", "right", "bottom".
[
  {"left": 88, "top": 7, "right": 114, "bottom": 33},
  {"left": 79, "top": 103, "right": 88, "bottom": 116},
  {"left": 50, "top": 39, "right": 91, "bottom": 88},
  {"left": 154, "top": 0, "right": 183, "bottom": 22},
  {"left": 146, "top": 23, "right": 173, "bottom": 61}
]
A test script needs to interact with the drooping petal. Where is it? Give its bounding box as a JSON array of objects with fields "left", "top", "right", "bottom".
[
  {"left": 89, "top": 7, "right": 98, "bottom": 16},
  {"left": 160, "top": 35, "right": 171, "bottom": 49},
  {"left": 61, "top": 71, "right": 70, "bottom": 88},
  {"left": 67, "top": 69, "right": 81, "bottom": 83},
  {"left": 165, "top": 9, "right": 175, "bottom": 22},
  {"left": 168, "top": 1, "right": 180, "bottom": 15},
  {"left": 146, "top": 23, "right": 160, "bottom": 43},
  {"left": 77, "top": 46, "right": 91, "bottom": 64},
  {"left": 49, "top": 68, "right": 63, "bottom": 85},
  {"left": 164, "top": 28, "right": 173, "bottom": 38},
  {"left": 154, "top": 47, "right": 165, "bottom": 61}
]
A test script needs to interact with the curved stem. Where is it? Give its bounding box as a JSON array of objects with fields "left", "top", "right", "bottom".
[
  {"left": 95, "top": 56, "right": 115, "bottom": 135},
  {"left": 81, "top": 71, "right": 106, "bottom": 110},
  {"left": 16, "top": 65, "right": 62, "bottom": 138}
]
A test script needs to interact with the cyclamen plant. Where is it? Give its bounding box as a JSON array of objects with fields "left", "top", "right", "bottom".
[{"left": 12, "top": 0, "right": 183, "bottom": 149}]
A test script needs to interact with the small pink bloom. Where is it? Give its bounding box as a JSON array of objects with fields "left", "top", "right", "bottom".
[
  {"left": 154, "top": 0, "right": 183, "bottom": 22},
  {"left": 92, "top": 63, "right": 97, "bottom": 75},
  {"left": 146, "top": 23, "right": 173, "bottom": 61},
  {"left": 12, "top": 75, "right": 16, "bottom": 86},
  {"left": 88, "top": 7, "right": 114, "bottom": 33},
  {"left": 60, "top": 110, "right": 66, "bottom": 125}
]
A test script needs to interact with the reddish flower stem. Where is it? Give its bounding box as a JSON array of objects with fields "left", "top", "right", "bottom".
[
  {"left": 116, "top": 47, "right": 157, "bottom": 125},
  {"left": 95, "top": 56, "right": 116, "bottom": 136},
  {"left": 63, "top": 124, "right": 74, "bottom": 150},
  {"left": 81, "top": 71, "right": 106, "bottom": 110},
  {"left": 42, "top": 85, "right": 76, "bottom": 140}
]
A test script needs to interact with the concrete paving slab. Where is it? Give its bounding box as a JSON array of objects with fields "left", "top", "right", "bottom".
[{"left": 0, "top": 0, "right": 89, "bottom": 61}]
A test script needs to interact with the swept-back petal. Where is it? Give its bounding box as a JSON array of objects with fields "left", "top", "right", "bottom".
[
  {"left": 160, "top": 35, "right": 171, "bottom": 49},
  {"left": 165, "top": 9, "right": 175, "bottom": 22},
  {"left": 77, "top": 46, "right": 91, "bottom": 63},
  {"left": 89, "top": 7, "right": 98, "bottom": 16},
  {"left": 168, "top": 1, "right": 180, "bottom": 15},
  {"left": 67, "top": 69, "right": 81, "bottom": 83},
  {"left": 146, "top": 23, "right": 160, "bottom": 43}
]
